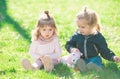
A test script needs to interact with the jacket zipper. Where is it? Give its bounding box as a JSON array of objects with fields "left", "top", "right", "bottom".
[
  {"left": 93, "top": 44, "right": 99, "bottom": 54},
  {"left": 84, "top": 36, "right": 88, "bottom": 59}
]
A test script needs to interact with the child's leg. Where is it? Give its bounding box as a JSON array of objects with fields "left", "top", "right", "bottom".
[
  {"left": 22, "top": 58, "right": 38, "bottom": 70},
  {"left": 22, "top": 58, "right": 42, "bottom": 70},
  {"left": 52, "top": 59, "right": 59, "bottom": 65},
  {"left": 41, "top": 56, "right": 53, "bottom": 72},
  {"left": 87, "top": 62, "right": 102, "bottom": 71},
  {"left": 51, "top": 59, "right": 60, "bottom": 69},
  {"left": 33, "top": 59, "right": 43, "bottom": 69},
  {"left": 76, "top": 58, "right": 88, "bottom": 73},
  {"left": 86, "top": 56, "right": 103, "bottom": 71}
]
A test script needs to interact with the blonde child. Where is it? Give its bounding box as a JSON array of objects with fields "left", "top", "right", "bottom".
[
  {"left": 22, "top": 11, "right": 62, "bottom": 72},
  {"left": 65, "top": 7, "right": 120, "bottom": 73}
]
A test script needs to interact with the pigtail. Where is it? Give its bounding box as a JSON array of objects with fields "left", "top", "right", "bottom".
[
  {"left": 96, "top": 24, "right": 101, "bottom": 32},
  {"left": 83, "top": 6, "right": 89, "bottom": 20},
  {"left": 96, "top": 13, "right": 101, "bottom": 32}
]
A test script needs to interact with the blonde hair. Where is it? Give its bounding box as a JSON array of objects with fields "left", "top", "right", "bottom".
[
  {"left": 76, "top": 6, "right": 101, "bottom": 32},
  {"left": 32, "top": 11, "right": 57, "bottom": 41}
]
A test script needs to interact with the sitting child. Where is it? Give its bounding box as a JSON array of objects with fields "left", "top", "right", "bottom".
[
  {"left": 65, "top": 6, "right": 120, "bottom": 73},
  {"left": 22, "top": 11, "right": 62, "bottom": 72}
]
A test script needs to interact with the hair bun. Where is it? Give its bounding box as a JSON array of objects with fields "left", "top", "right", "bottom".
[
  {"left": 84, "top": 6, "right": 87, "bottom": 12},
  {"left": 44, "top": 10, "right": 50, "bottom": 18},
  {"left": 44, "top": 11, "right": 49, "bottom": 15}
]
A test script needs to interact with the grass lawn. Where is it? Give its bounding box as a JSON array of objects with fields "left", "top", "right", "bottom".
[{"left": 0, "top": 0, "right": 120, "bottom": 79}]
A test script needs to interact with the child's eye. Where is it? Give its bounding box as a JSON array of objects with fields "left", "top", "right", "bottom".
[
  {"left": 78, "top": 25, "right": 81, "bottom": 27},
  {"left": 43, "top": 29, "right": 46, "bottom": 31},
  {"left": 81, "top": 26, "right": 85, "bottom": 28},
  {"left": 78, "top": 25, "right": 85, "bottom": 28},
  {"left": 49, "top": 29, "right": 53, "bottom": 31}
]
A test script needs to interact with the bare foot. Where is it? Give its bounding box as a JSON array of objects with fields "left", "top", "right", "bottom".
[{"left": 41, "top": 56, "right": 53, "bottom": 72}]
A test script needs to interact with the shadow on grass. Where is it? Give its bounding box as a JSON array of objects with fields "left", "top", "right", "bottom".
[
  {"left": 51, "top": 62, "right": 120, "bottom": 79},
  {"left": 0, "top": 0, "right": 30, "bottom": 42},
  {"left": 83, "top": 62, "right": 120, "bottom": 79},
  {"left": 0, "top": 67, "right": 16, "bottom": 75},
  {"left": 52, "top": 63, "right": 74, "bottom": 79},
  {"left": 105, "top": 61, "right": 120, "bottom": 73}
]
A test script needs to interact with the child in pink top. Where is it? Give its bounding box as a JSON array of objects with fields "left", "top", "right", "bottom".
[{"left": 22, "top": 11, "right": 62, "bottom": 72}]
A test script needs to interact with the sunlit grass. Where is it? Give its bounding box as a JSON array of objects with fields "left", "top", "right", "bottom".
[{"left": 0, "top": 0, "right": 120, "bottom": 79}]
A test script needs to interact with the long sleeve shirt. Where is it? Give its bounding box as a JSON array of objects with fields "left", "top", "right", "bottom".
[
  {"left": 65, "top": 31, "right": 115, "bottom": 61},
  {"left": 29, "top": 36, "right": 62, "bottom": 60}
]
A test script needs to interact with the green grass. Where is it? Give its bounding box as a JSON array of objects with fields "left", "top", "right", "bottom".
[{"left": 0, "top": 0, "right": 120, "bottom": 79}]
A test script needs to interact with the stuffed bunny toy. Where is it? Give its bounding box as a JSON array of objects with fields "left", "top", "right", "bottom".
[{"left": 61, "top": 52, "right": 82, "bottom": 68}]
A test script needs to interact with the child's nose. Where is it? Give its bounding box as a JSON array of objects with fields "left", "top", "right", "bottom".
[{"left": 46, "top": 30, "right": 49, "bottom": 34}]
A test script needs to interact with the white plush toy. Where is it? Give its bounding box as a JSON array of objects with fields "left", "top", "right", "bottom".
[{"left": 61, "top": 52, "right": 82, "bottom": 68}]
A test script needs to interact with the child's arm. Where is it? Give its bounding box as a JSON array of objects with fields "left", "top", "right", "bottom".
[
  {"left": 29, "top": 41, "right": 41, "bottom": 60},
  {"left": 46, "top": 37, "right": 62, "bottom": 59},
  {"left": 65, "top": 34, "right": 77, "bottom": 53},
  {"left": 95, "top": 34, "right": 115, "bottom": 61}
]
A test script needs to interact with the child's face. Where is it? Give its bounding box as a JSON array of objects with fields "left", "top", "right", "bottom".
[
  {"left": 77, "top": 19, "right": 93, "bottom": 35},
  {"left": 40, "top": 26, "right": 54, "bottom": 39}
]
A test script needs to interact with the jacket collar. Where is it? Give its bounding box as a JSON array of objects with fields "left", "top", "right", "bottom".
[{"left": 77, "top": 30, "right": 99, "bottom": 38}]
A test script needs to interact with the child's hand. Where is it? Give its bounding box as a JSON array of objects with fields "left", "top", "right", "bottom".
[
  {"left": 113, "top": 56, "right": 120, "bottom": 62},
  {"left": 40, "top": 55, "right": 45, "bottom": 59},
  {"left": 71, "top": 48, "right": 80, "bottom": 53}
]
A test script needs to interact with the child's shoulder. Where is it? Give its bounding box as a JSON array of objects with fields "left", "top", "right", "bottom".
[
  {"left": 93, "top": 32, "right": 106, "bottom": 42},
  {"left": 31, "top": 40, "right": 39, "bottom": 44},
  {"left": 53, "top": 36, "right": 59, "bottom": 41},
  {"left": 94, "top": 32, "right": 104, "bottom": 38},
  {"left": 52, "top": 35, "right": 61, "bottom": 44},
  {"left": 72, "top": 32, "right": 82, "bottom": 37}
]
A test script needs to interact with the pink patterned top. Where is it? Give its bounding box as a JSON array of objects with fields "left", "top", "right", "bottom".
[{"left": 29, "top": 36, "right": 62, "bottom": 60}]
